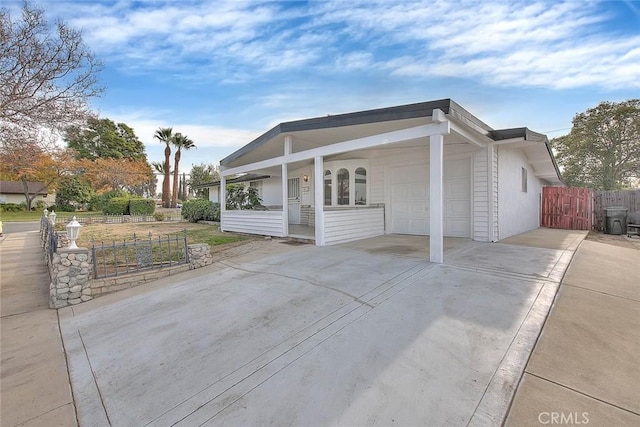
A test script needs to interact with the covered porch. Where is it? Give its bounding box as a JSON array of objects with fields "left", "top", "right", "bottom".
[{"left": 219, "top": 101, "right": 498, "bottom": 263}]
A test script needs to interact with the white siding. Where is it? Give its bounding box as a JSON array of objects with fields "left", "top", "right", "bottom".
[
  {"left": 324, "top": 207, "right": 385, "bottom": 245},
  {"left": 259, "top": 177, "right": 283, "bottom": 207},
  {"left": 472, "top": 146, "right": 497, "bottom": 242},
  {"left": 492, "top": 146, "right": 499, "bottom": 241},
  {"left": 221, "top": 211, "right": 285, "bottom": 237},
  {"left": 473, "top": 148, "right": 489, "bottom": 241},
  {"left": 497, "top": 146, "right": 543, "bottom": 240},
  {"left": 208, "top": 186, "right": 220, "bottom": 203}
]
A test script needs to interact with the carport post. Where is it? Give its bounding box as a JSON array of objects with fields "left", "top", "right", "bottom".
[
  {"left": 220, "top": 175, "right": 226, "bottom": 231},
  {"left": 429, "top": 133, "right": 444, "bottom": 263},
  {"left": 314, "top": 156, "right": 325, "bottom": 246},
  {"left": 282, "top": 136, "right": 291, "bottom": 237}
]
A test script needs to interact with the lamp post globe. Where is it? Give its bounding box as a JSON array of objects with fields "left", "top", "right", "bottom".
[{"left": 66, "top": 216, "right": 82, "bottom": 249}]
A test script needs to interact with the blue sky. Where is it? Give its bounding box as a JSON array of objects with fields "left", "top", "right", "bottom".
[{"left": 14, "top": 0, "right": 640, "bottom": 171}]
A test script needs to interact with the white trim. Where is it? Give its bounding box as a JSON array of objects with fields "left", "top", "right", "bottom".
[
  {"left": 322, "top": 160, "right": 370, "bottom": 207},
  {"left": 429, "top": 133, "right": 444, "bottom": 263},
  {"left": 282, "top": 163, "right": 288, "bottom": 236},
  {"left": 450, "top": 121, "right": 491, "bottom": 147},
  {"left": 221, "top": 122, "right": 450, "bottom": 177},
  {"left": 314, "top": 156, "right": 325, "bottom": 246},
  {"left": 487, "top": 144, "right": 496, "bottom": 242},
  {"left": 219, "top": 175, "right": 226, "bottom": 231}
]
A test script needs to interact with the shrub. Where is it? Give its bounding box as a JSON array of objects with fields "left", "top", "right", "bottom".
[
  {"left": 181, "top": 199, "right": 220, "bottom": 223},
  {"left": 104, "top": 197, "right": 130, "bottom": 215},
  {"left": 153, "top": 212, "right": 166, "bottom": 221},
  {"left": 0, "top": 203, "right": 24, "bottom": 212},
  {"left": 57, "top": 203, "right": 76, "bottom": 212},
  {"left": 129, "top": 198, "right": 155, "bottom": 215},
  {"left": 90, "top": 190, "right": 128, "bottom": 212}
]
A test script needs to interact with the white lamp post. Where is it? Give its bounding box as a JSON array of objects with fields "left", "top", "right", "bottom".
[
  {"left": 66, "top": 216, "right": 82, "bottom": 249},
  {"left": 49, "top": 210, "right": 56, "bottom": 225}
]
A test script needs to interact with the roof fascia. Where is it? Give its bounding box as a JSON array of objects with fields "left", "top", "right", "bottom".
[{"left": 220, "top": 99, "right": 453, "bottom": 166}]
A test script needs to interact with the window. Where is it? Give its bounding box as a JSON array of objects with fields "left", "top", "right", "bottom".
[
  {"left": 288, "top": 177, "right": 300, "bottom": 199},
  {"left": 323, "top": 160, "right": 369, "bottom": 207},
  {"left": 324, "top": 170, "right": 332, "bottom": 205},
  {"left": 337, "top": 168, "right": 349, "bottom": 205},
  {"left": 521, "top": 167, "right": 528, "bottom": 193},
  {"left": 355, "top": 167, "right": 367, "bottom": 205}
]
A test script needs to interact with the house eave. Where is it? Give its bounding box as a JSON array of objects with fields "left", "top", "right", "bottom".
[{"left": 220, "top": 99, "right": 457, "bottom": 167}]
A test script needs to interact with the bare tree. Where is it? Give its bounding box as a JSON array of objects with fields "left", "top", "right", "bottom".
[{"left": 0, "top": 1, "right": 103, "bottom": 147}]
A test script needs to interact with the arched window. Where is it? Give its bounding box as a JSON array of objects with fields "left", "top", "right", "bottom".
[
  {"left": 324, "top": 170, "right": 332, "bottom": 206},
  {"left": 337, "top": 168, "right": 349, "bottom": 205},
  {"left": 355, "top": 167, "right": 366, "bottom": 205}
]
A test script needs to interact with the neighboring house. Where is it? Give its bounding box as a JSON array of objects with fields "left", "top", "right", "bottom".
[
  {"left": 212, "top": 99, "right": 562, "bottom": 263},
  {"left": 0, "top": 181, "right": 55, "bottom": 207}
]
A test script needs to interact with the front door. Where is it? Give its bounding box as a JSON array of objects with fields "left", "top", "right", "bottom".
[{"left": 288, "top": 177, "right": 301, "bottom": 225}]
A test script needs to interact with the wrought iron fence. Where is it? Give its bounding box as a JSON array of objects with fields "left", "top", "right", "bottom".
[
  {"left": 56, "top": 213, "right": 183, "bottom": 225},
  {"left": 91, "top": 230, "right": 189, "bottom": 279},
  {"left": 41, "top": 216, "right": 58, "bottom": 264}
]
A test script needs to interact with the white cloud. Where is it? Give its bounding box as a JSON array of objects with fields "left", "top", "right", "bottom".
[{"left": 40, "top": 0, "right": 640, "bottom": 90}]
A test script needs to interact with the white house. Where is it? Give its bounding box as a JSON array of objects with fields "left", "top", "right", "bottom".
[
  {"left": 210, "top": 99, "right": 562, "bottom": 263},
  {"left": 0, "top": 181, "right": 55, "bottom": 207}
]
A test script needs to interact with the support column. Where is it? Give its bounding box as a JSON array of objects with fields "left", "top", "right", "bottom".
[
  {"left": 282, "top": 136, "right": 292, "bottom": 237},
  {"left": 314, "top": 156, "right": 325, "bottom": 246},
  {"left": 282, "top": 163, "right": 288, "bottom": 236},
  {"left": 220, "top": 175, "right": 226, "bottom": 231},
  {"left": 487, "top": 143, "right": 496, "bottom": 242},
  {"left": 429, "top": 133, "right": 444, "bottom": 263}
]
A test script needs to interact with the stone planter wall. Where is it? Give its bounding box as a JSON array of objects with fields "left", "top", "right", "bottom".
[
  {"left": 188, "top": 243, "right": 214, "bottom": 269},
  {"left": 42, "top": 231, "right": 214, "bottom": 308},
  {"left": 49, "top": 248, "right": 92, "bottom": 309}
]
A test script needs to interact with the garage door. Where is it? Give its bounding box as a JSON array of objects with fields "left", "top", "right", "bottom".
[
  {"left": 390, "top": 164, "right": 429, "bottom": 235},
  {"left": 389, "top": 158, "right": 471, "bottom": 237},
  {"left": 443, "top": 158, "right": 471, "bottom": 237}
]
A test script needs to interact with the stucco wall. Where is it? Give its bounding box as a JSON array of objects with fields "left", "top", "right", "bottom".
[
  {"left": 0, "top": 193, "right": 53, "bottom": 206},
  {"left": 497, "top": 146, "right": 543, "bottom": 240}
]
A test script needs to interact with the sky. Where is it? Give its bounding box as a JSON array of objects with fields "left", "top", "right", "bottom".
[{"left": 8, "top": 0, "right": 640, "bottom": 173}]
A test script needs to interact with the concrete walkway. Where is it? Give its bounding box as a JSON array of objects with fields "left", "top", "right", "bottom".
[
  {"left": 0, "top": 230, "right": 77, "bottom": 427},
  {"left": 58, "top": 229, "right": 583, "bottom": 426},
  {"left": 505, "top": 236, "right": 640, "bottom": 426}
]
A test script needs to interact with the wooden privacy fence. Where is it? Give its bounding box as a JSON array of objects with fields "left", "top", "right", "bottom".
[
  {"left": 592, "top": 190, "right": 640, "bottom": 232},
  {"left": 541, "top": 187, "right": 592, "bottom": 230}
]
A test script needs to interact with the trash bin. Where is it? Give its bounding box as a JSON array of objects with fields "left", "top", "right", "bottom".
[{"left": 605, "top": 206, "right": 628, "bottom": 235}]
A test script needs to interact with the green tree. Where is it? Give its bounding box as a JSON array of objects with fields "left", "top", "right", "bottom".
[
  {"left": 171, "top": 133, "right": 195, "bottom": 208},
  {"left": 65, "top": 117, "right": 147, "bottom": 161},
  {"left": 153, "top": 127, "right": 173, "bottom": 208},
  {"left": 553, "top": 100, "right": 640, "bottom": 190},
  {"left": 180, "top": 172, "right": 187, "bottom": 201},
  {"left": 55, "top": 176, "right": 94, "bottom": 211},
  {"left": 226, "top": 183, "right": 262, "bottom": 210},
  {"left": 188, "top": 163, "right": 219, "bottom": 198}
]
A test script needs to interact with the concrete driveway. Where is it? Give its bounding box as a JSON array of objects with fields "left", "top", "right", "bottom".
[{"left": 60, "top": 230, "right": 585, "bottom": 426}]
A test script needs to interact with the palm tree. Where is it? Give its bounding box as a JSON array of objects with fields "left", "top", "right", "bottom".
[
  {"left": 171, "top": 133, "right": 195, "bottom": 208},
  {"left": 153, "top": 127, "right": 173, "bottom": 208}
]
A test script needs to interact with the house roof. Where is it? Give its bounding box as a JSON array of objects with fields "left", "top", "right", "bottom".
[
  {"left": 191, "top": 174, "right": 271, "bottom": 189},
  {"left": 219, "top": 99, "right": 562, "bottom": 184},
  {"left": 0, "top": 181, "right": 48, "bottom": 195},
  {"left": 222, "top": 99, "right": 469, "bottom": 166}
]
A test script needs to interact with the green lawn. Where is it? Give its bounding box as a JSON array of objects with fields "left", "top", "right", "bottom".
[
  {"left": 0, "top": 211, "right": 105, "bottom": 222},
  {"left": 0, "top": 211, "right": 44, "bottom": 221}
]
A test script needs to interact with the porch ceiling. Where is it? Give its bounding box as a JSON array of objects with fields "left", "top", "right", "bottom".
[{"left": 223, "top": 116, "right": 476, "bottom": 170}]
